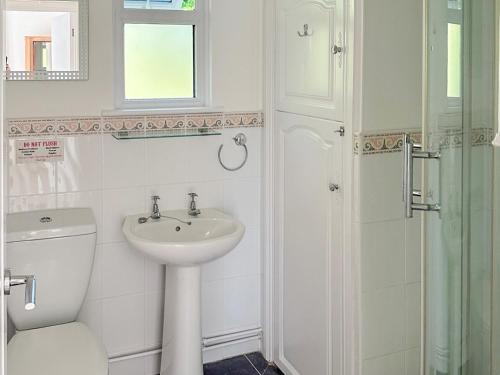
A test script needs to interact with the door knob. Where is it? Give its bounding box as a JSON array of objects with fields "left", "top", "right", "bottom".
[{"left": 4, "top": 270, "right": 36, "bottom": 311}]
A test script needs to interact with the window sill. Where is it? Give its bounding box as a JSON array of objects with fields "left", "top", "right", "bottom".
[{"left": 101, "top": 106, "right": 224, "bottom": 117}]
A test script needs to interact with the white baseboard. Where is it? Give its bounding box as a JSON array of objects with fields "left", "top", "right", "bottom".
[
  {"left": 108, "top": 329, "right": 263, "bottom": 375},
  {"left": 202, "top": 335, "right": 261, "bottom": 364}
]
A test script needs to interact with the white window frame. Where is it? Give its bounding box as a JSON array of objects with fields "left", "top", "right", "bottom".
[{"left": 113, "top": 0, "right": 209, "bottom": 109}]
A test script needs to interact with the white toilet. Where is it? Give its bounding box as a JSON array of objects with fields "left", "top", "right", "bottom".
[{"left": 6, "top": 208, "right": 108, "bottom": 375}]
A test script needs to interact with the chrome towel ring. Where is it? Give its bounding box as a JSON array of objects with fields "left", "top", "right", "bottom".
[{"left": 218, "top": 133, "right": 248, "bottom": 171}]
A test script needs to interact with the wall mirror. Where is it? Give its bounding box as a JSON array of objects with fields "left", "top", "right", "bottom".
[{"left": 5, "top": 0, "right": 89, "bottom": 80}]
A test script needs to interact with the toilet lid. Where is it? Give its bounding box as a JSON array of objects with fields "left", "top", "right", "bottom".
[{"left": 8, "top": 322, "right": 108, "bottom": 375}]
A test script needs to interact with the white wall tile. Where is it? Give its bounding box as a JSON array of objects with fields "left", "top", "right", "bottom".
[
  {"left": 202, "top": 279, "right": 226, "bottom": 336},
  {"left": 147, "top": 180, "right": 224, "bottom": 212},
  {"left": 405, "top": 283, "right": 421, "bottom": 349},
  {"left": 223, "top": 275, "right": 260, "bottom": 331},
  {"left": 201, "top": 256, "right": 226, "bottom": 283},
  {"left": 146, "top": 136, "right": 225, "bottom": 187},
  {"left": 223, "top": 226, "right": 260, "bottom": 279},
  {"left": 405, "top": 349, "right": 420, "bottom": 375},
  {"left": 102, "top": 294, "right": 146, "bottom": 356},
  {"left": 361, "top": 220, "right": 405, "bottom": 292},
  {"left": 470, "top": 147, "right": 493, "bottom": 212},
  {"left": 405, "top": 214, "right": 421, "bottom": 284},
  {"left": 86, "top": 244, "right": 103, "bottom": 300},
  {"left": 102, "top": 135, "right": 146, "bottom": 189},
  {"left": 184, "top": 136, "right": 225, "bottom": 182},
  {"left": 145, "top": 292, "right": 164, "bottom": 348},
  {"left": 57, "top": 135, "right": 102, "bottom": 192},
  {"left": 57, "top": 190, "right": 103, "bottom": 244},
  {"left": 146, "top": 138, "right": 190, "bottom": 186},
  {"left": 8, "top": 194, "right": 57, "bottom": 213},
  {"left": 362, "top": 286, "right": 406, "bottom": 359},
  {"left": 145, "top": 260, "right": 165, "bottom": 293},
  {"left": 77, "top": 299, "right": 103, "bottom": 338},
  {"left": 102, "top": 242, "right": 145, "bottom": 298},
  {"left": 223, "top": 177, "right": 261, "bottom": 229},
  {"left": 362, "top": 352, "right": 404, "bottom": 375},
  {"left": 102, "top": 187, "right": 146, "bottom": 243},
  {"left": 360, "top": 154, "right": 404, "bottom": 223}
]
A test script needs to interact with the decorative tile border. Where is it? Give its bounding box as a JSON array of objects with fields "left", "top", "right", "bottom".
[
  {"left": 471, "top": 127, "right": 495, "bottom": 146},
  {"left": 355, "top": 127, "right": 494, "bottom": 155},
  {"left": 354, "top": 130, "right": 421, "bottom": 155},
  {"left": 8, "top": 111, "right": 264, "bottom": 138}
]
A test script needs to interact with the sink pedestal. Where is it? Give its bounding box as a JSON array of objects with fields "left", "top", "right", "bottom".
[{"left": 160, "top": 266, "right": 203, "bottom": 375}]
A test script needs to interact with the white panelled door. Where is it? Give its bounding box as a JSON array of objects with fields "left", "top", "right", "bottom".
[
  {"left": 276, "top": 0, "right": 344, "bottom": 121},
  {"left": 274, "top": 111, "right": 343, "bottom": 375}
]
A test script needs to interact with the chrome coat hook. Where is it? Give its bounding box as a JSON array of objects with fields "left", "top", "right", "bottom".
[
  {"left": 297, "top": 24, "right": 313, "bottom": 37},
  {"left": 218, "top": 133, "right": 248, "bottom": 172}
]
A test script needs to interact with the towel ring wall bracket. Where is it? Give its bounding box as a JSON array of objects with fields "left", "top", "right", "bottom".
[{"left": 218, "top": 133, "right": 249, "bottom": 172}]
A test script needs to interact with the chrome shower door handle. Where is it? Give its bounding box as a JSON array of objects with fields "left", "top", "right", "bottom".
[
  {"left": 403, "top": 134, "right": 414, "bottom": 217},
  {"left": 402, "top": 134, "right": 441, "bottom": 219},
  {"left": 4, "top": 270, "right": 37, "bottom": 310}
]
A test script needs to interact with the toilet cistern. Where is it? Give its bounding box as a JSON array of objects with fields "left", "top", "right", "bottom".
[{"left": 6, "top": 208, "right": 108, "bottom": 375}]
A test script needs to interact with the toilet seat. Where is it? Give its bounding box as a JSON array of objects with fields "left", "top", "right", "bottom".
[{"left": 8, "top": 322, "right": 108, "bottom": 375}]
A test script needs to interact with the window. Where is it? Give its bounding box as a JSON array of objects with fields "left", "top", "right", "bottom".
[
  {"left": 447, "top": 23, "right": 461, "bottom": 99},
  {"left": 447, "top": 0, "right": 462, "bottom": 108},
  {"left": 114, "top": 0, "right": 207, "bottom": 109}
]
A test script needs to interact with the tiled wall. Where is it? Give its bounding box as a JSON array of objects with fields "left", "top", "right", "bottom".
[
  {"left": 355, "top": 129, "right": 495, "bottom": 375},
  {"left": 355, "top": 141, "right": 421, "bottom": 375},
  {"left": 7, "top": 114, "right": 263, "bottom": 374},
  {"left": 4, "top": 0, "right": 264, "bottom": 373}
]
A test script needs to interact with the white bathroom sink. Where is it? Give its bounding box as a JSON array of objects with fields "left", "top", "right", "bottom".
[{"left": 122, "top": 208, "right": 245, "bottom": 266}]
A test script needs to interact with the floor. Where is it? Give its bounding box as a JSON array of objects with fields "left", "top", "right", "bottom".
[{"left": 204, "top": 352, "right": 284, "bottom": 375}]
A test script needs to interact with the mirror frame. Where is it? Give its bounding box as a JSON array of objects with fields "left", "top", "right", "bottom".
[{"left": 5, "top": 0, "right": 89, "bottom": 81}]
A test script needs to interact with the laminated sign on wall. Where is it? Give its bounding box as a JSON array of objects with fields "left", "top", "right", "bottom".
[{"left": 16, "top": 139, "right": 64, "bottom": 163}]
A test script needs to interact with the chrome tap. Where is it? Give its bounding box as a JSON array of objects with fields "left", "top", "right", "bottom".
[
  {"left": 138, "top": 195, "right": 193, "bottom": 226},
  {"left": 188, "top": 193, "right": 201, "bottom": 217},
  {"left": 151, "top": 195, "right": 161, "bottom": 220}
]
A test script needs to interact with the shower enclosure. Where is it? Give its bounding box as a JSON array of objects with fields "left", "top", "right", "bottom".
[{"left": 412, "top": 0, "right": 495, "bottom": 374}]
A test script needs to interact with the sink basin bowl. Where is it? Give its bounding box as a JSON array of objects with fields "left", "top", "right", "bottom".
[{"left": 122, "top": 209, "right": 245, "bottom": 266}]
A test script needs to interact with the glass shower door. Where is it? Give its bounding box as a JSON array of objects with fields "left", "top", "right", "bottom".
[{"left": 422, "top": 0, "right": 494, "bottom": 374}]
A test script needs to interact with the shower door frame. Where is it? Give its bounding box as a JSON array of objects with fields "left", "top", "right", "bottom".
[{"left": 420, "top": 0, "right": 487, "bottom": 373}]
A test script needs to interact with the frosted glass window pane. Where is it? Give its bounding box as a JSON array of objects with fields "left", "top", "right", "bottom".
[
  {"left": 124, "top": 0, "right": 195, "bottom": 10},
  {"left": 124, "top": 24, "right": 195, "bottom": 100},
  {"left": 447, "top": 23, "right": 461, "bottom": 98}
]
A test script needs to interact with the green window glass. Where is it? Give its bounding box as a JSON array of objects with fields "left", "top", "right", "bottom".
[
  {"left": 124, "top": 0, "right": 195, "bottom": 10},
  {"left": 124, "top": 24, "right": 195, "bottom": 100},
  {"left": 447, "top": 23, "right": 461, "bottom": 98}
]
